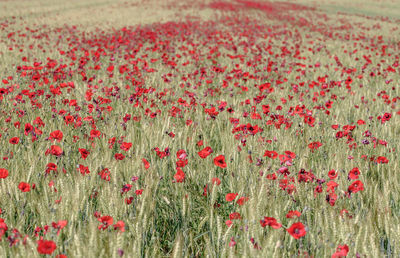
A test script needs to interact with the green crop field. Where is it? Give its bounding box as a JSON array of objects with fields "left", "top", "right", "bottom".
[{"left": 0, "top": 0, "right": 399, "bottom": 257}]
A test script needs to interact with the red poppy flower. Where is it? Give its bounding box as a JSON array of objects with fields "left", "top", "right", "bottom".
[
  {"left": 279, "top": 154, "right": 290, "bottom": 164},
  {"left": 348, "top": 167, "right": 360, "bottom": 180},
  {"left": 304, "top": 116, "right": 315, "bottom": 126},
  {"left": 225, "top": 193, "right": 238, "bottom": 202},
  {"left": 114, "top": 153, "right": 125, "bottom": 160},
  {"left": 49, "top": 130, "right": 63, "bottom": 142},
  {"left": 24, "top": 123, "right": 34, "bottom": 135},
  {"left": 121, "top": 184, "right": 132, "bottom": 194},
  {"left": 18, "top": 182, "right": 31, "bottom": 192},
  {"left": 287, "top": 222, "right": 307, "bottom": 239},
  {"left": 328, "top": 169, "right": 338, "bottom": 180},
  {"left": 326, "top": 192, "right": 338, "bottom": 206},
  {"left": 203, "top": 184, "right": 209, "bottom": 196},
  {"left": 214, "top": 155, "right": 227, "bottom": 168},
  {"left": 77, "top": 165, "right": 90, "bottom": 175},
  {"left": 376, "top": 156, "right": 389, "bottom": 164},
  {"left": 198, "top": 146, "right": 213, "bottom": 159},
  {"left": 9, "top": 137, "right": 19, "bottom": 145},
  {"left": 266, "top": 173, "right": 277, "bottom": 180},
  {"left": 284, "top": 151, "right": 296, "bottom": 160},
  {"left": 64, "top": 115, "right": 74, "bottom": 125},
  {"left": 229, "top": 212, "right": 241, "bottom": 220},
  {"left": 37, "top": 239, "right": 57, "bottom": 255},
  {"left": 14, "top": 121, "right": 20, "bottom": 129},
  {"left": 229, "top": 237, "right": 236, "bottom": 247},
  {"left": 52, "top": 220, "right": 68, "bottom": 236},
  {"left": 107, "top": 65, "right": 114, "bottom": 73},
  {"left": 379, "top": 112, "right": 392, "bottom": 123},
  {"left": 286, "top": 210, "right": 301, "bottom": 218},
  {"left": 326, "top": 181, "right": 339, "bottom": 193},
  {"left": 174, "top": 167, "right": 185, "bottom": 182},
  {"left": 260, "top": 217, "right": 282, "bottom": 229},
  {"left": 90, "top": 129, "right": 101, "bottom": 139},
  {"left": 308, "top": 141, "right": 322, "bottom": 152},
  {"left": 278, "top": 166, "right": 290, "bottom": 176},
  {"left": 348, "top": 180, "right": 364, "bottom": 194},
  {"left": 113, "top": 220, "right": 125, "bottom": 232},
  {"left": 211, "top": 177, "right": 221, "bottom": 185},
  {"left": 135, "top": 189, "right": 143, "bottom": 195},
  {"left": 50, "top": 145, "right": 63, "bottom": 156},
  {"left": 176, "top": 157, "right": 188, "bottom": 167},
  {"left": 120, "top": 142, "right": 132, "bottom": 152},
  {"left": 142, "top": 158, "right": 150, "bottom": 170},
  {"left": 78, "top": 148, "right": 90, "bottom": 160},
  {"left": 125, "top": 197, "right": 133, "bottom": 205},
  {"left": 98, "top": 168, "right": 111, "bottom": 181},
  {"left": 0, "top": 168, "right": 9, "bottom": 179},
  {"left": 0, "top": 219, "right": 8, "bottom": 240},
  {"left": 108, "top": 137, "right": 116, "bottom": 149},
  {"left": 46, "top": 163, "right": 58, "bottom": 174},
  {"left": 176, "top": 149, "right": 187, "bottom": 160},
  {"left": 263, "top": 150, "right": 278, "bottom": 159},
  {"left": 332, "top": 244, "right": 349, "bottom": 258},
  {"left": 236, "top": 196, "right": 249, "bottom": 206},
  {"left": 98, "top": 215, "right": 113, "bottom": 230}
]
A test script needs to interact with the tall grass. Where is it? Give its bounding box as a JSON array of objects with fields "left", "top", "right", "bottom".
[{"left": 0, "top": 0, "right": 399, "bottom": 257}]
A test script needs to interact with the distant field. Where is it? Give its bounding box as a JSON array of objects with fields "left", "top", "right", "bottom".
[{"left": 0, "top": 0, "right": 399, "bottom": 257}]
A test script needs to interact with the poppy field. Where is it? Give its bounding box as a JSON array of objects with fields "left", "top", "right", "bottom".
[{"left": 0, "top": 0, "right": 399, "bottom": 257}]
